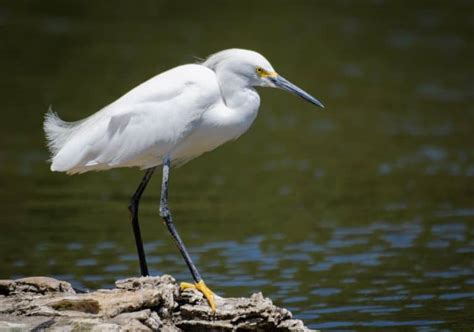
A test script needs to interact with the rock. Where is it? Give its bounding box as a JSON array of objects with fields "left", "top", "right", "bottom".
[
  {"left": 0, "top": 275, "right": 315, "bottom": 331},
  {"left": 0, "top": 277, "right": 75, "bottom": 296}
]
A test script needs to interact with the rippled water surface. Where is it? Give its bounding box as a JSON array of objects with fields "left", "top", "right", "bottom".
[{"left": 1, "top": 1, "right": 473, "bottom": 330}]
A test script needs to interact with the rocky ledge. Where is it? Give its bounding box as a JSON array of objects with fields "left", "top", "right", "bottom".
[{"left": 0, "top": 275, "right": 313, "bottom": 331}]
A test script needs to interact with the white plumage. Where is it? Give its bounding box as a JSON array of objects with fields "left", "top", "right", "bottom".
[{"left": 44, "top": 48, "right": 323, "bottom": 174}]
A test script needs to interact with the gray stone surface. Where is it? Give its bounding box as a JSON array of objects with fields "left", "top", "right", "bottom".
[{"left": 0, "top": 275, "right": 315, "bottom": 331}]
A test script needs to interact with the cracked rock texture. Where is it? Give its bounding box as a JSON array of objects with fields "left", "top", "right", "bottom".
[{"left": 0, "top": 275, "right": 314, "bottom": 331}]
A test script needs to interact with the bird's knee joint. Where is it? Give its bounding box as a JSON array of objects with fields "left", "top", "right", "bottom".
[
  {"left": 159, "top": 206, "right": 171, "bottom": 219},
  {"left": 128, "top": 199, "right": 138, "bottom": 214}
]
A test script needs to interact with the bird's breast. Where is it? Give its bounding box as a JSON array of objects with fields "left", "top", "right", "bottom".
[{"left": 171, "top": 95, "right": 260, "bottom": 162}]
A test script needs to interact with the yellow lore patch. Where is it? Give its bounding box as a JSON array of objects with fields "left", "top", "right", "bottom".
[{"left": 256, "top": 67, "right": 278, "bottom": 78}]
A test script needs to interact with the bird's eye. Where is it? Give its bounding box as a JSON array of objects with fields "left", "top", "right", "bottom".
[{"left": 256, "top": 67, "right": 263, "bottom": 73}]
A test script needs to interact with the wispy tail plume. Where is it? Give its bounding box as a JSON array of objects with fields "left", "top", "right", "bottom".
[{"left": 43, "top": 106, "right": 83, "bottom": 157}]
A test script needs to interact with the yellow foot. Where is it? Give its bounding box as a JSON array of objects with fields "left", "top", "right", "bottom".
[{"left": 180, "top": 280, "right": 216, "bottom": 311}]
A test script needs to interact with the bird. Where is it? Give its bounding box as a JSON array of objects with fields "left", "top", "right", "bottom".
[{"left": 43, "top": 48, "right": 324, "bottom": 311}]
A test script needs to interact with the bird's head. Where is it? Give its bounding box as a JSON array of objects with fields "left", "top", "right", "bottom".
[{"left": 203, "top": 48, "right": 324, "bottom": 108}]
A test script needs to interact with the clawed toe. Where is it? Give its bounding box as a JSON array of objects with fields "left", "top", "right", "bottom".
[{"left": 180, "top": 280, "right": 216, "bottom": 311}]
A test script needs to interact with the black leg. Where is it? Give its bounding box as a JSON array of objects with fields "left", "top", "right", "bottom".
[
  {"left": 159, "top": 157, "right": 202, "bottom": 283},
  {"left": 128, "top": 167, "right": 156, "bottom": 276}
]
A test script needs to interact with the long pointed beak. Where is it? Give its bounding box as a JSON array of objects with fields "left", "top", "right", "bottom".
[{"left": 270, "top": 75, "right": 324, "bottom": 108}]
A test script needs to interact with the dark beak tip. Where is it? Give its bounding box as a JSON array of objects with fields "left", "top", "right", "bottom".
[
  {"left": 317, "top": 102, "right": 325, "bottom": 109},
  {"left": 312, "top": 100, "right": 325, "bottom": 109}
]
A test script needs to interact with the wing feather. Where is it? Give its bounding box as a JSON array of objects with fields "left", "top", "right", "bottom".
[{"left": 49, "top": 64, "right": 219, "bottom": 174}]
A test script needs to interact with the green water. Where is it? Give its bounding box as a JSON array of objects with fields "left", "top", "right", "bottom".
[{"left": 1, "top": 1, "right": 473, "bottom": 330}]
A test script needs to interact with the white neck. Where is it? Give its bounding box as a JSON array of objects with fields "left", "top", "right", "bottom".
[{"left": 216, "top": 69, "right": 259, "bottom": 110}]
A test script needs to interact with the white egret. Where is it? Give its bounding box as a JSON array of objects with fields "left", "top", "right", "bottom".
[{"left": 43, "top": 48, "right": 324, "bottom": 311}]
